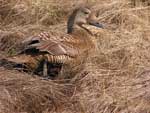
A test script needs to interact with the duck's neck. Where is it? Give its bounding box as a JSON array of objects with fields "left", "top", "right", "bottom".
[{"left": 67, "top": 9, "right": 78, "bottom": 34}]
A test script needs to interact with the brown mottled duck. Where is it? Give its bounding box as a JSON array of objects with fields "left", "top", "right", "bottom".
[{"left": 4, "top": 7, "right": 103, "bottom": 79}]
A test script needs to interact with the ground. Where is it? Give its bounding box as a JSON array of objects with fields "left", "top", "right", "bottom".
[{"left": 0, "top": 0, "right": 150, "bottom": 113}]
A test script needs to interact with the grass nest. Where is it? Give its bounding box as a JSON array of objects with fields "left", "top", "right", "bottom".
[{"left": 0, "top": 0, "right": 150, "bottom": 113}]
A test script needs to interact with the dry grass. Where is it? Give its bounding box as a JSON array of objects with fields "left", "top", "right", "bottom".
[
  {"left": 0, "top": 0, "right": 150, "bottom": 113},
  {"left": 0, "top": 67, "right": 76, "bottom": 113}
]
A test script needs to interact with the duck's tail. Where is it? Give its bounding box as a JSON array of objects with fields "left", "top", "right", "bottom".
[{"left": 0, "top": 54, "right": 33, "bottom": 70}]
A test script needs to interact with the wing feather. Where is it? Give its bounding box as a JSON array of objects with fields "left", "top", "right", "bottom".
[{"left": 22, "top": 32, "right": 79, "bottom": 57}]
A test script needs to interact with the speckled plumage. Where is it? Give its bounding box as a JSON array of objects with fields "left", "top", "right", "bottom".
[{"left": 5, "top": 7, "right": 103, "bottom": 79}]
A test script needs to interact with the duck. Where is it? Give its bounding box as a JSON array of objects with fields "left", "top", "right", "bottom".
[{"left": 4, "top": 7, "right": 103, "bottom": 79}]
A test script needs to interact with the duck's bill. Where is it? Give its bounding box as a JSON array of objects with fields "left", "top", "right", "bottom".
[{"left": 89, "top": 21, "right": 104, "bottom": 28}]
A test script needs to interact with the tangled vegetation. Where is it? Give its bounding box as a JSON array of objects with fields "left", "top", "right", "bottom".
[{"left": 0, "top": 0, "right": 150, "bottom": 113}]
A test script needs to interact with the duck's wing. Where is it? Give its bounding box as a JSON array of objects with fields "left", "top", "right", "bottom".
[{"left": 22, "top": 32, "right": 79, "bottom": 57}]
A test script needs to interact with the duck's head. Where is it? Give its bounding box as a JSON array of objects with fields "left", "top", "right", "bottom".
[{"left": 67, "top": 7, "right": 103, "bottom": 34}]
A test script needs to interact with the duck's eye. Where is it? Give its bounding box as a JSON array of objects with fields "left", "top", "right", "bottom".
[{"left": 84, "top": 11, "right": 89, "bottom": 14}]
